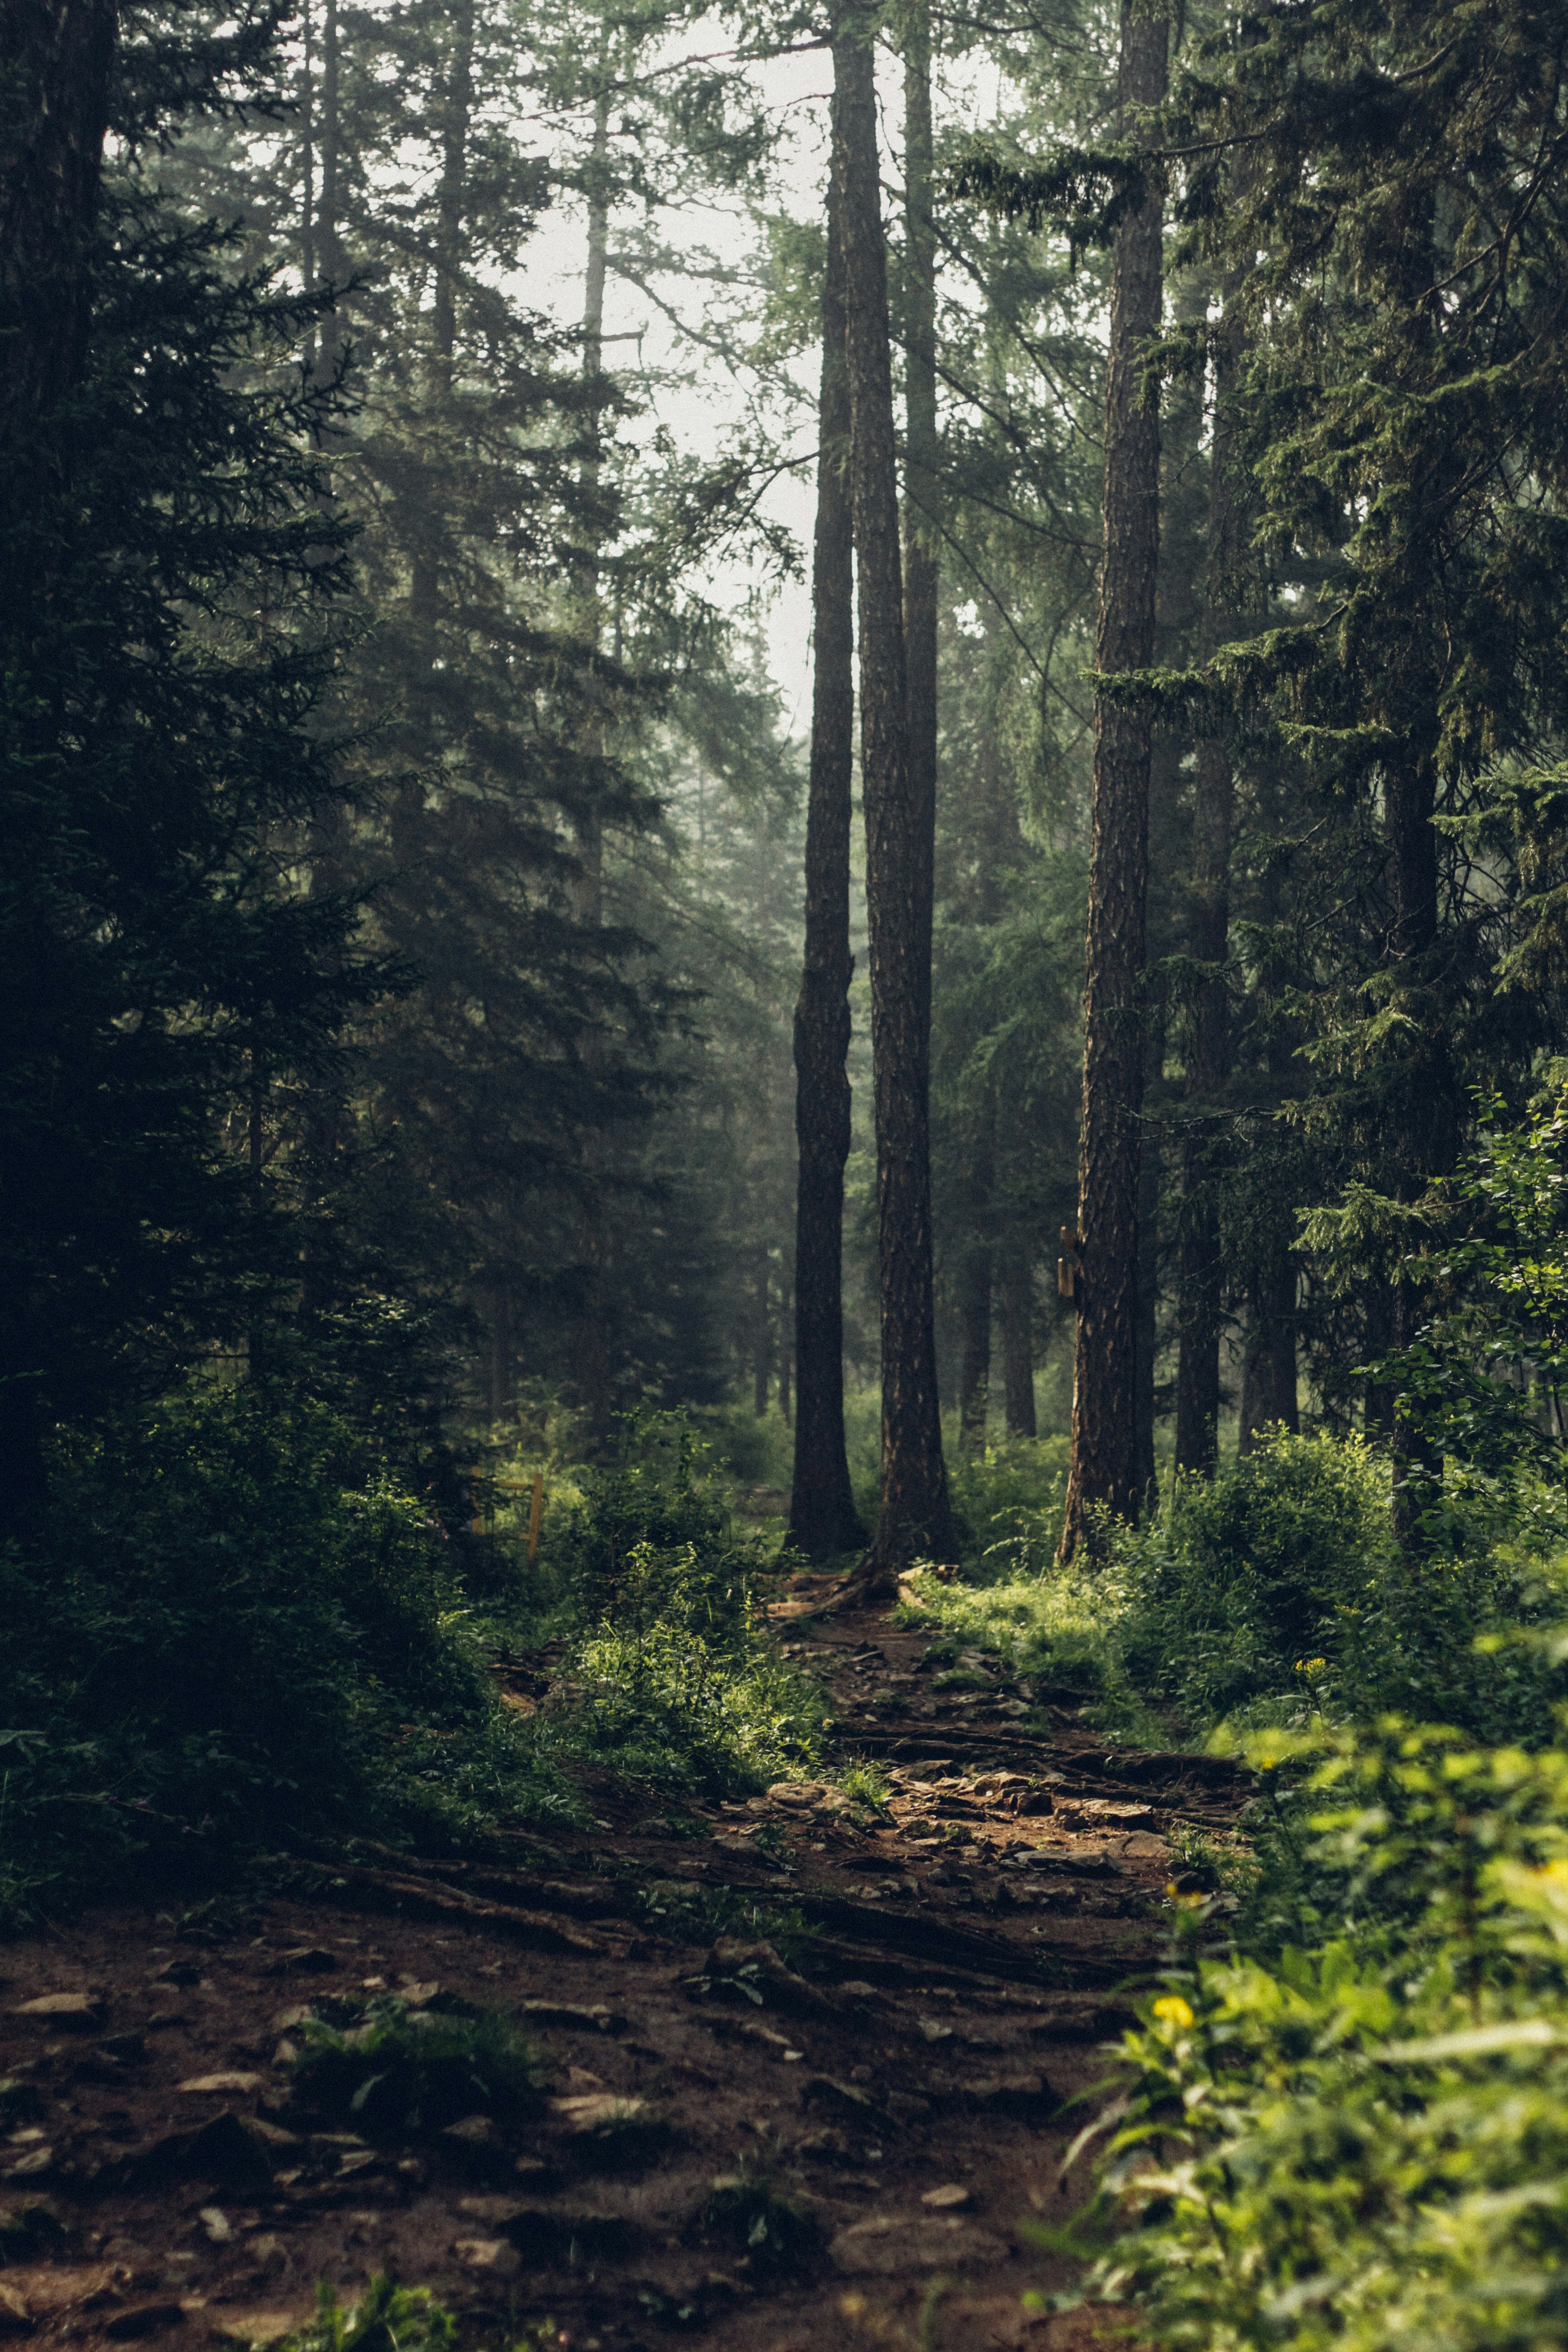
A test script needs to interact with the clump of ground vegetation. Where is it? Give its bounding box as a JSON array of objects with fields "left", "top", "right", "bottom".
[
  {"left": 0, "top": 1400, "right": 828, "bottom": 1929},
  {"left": 1004, "top": 1098, "right": 1568, "bottom": 2349}
]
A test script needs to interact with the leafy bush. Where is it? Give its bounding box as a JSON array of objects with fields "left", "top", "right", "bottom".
[
  {"left": 563, "top": 1611, "right": 826, "bottom": 1793},
  {"left": 292, "top": 1996, "right": 543, "bottom": 2138},
  {"left": 278, "top": 2280, "right": 456, "bottom": 2352},
  {"left": 896, "top": 1558, "right": 1114, "bottom": 1696},
  {"left": 0, "top": 1381, "right": 503, "bottom": 1923},
  {"left": 1108, "top": 1432, "right": 1394, "bottom": 1725},
  {"left": 546, "top": 1410, "right": 758, "bottom": 1639},
  {"left": 533, "top": 1412, "right": 827, "bottom": 1793},
  {"left": 944, "top": 1435, "right": 1072, "bottom": 1574},
  {"left": 1068, "top": 1715, "right": 1568, "bottom": 2352},
  {"left": 1108, "top": 1431, "right": 1568, "bottom": 1743}
]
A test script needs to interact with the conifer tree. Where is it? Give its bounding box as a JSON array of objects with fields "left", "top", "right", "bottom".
[
  {"left": 1059, "top": 0, "right": 1167, "bottom": 1560},
  {"left": 834, "top": 5, "right": 953, "bottom": 1572}
]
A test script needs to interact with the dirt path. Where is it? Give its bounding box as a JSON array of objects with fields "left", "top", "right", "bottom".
[{"left": 0, "top": 1602, "right": 1249, "bottom": 2351}]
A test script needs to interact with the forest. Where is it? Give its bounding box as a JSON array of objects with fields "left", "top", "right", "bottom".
[{"left": 4, "top": 0, "right": 1568, "bottom": 2346}]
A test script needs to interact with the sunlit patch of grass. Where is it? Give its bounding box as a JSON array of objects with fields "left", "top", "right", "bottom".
[{"left": 895, "top": 1562, "right": 1118, "bottom": 1690}]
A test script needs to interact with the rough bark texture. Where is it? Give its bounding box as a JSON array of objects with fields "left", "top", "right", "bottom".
[
  {"left": 1174, "top": 277, "right": 1246, "bottom": 1475},
  {"left": 789, "top": 136, "right": 866, "bottom": 1556},
  {"left": 0, "top": 0, "right": 118, "bottom": 1533},
  {"left": 1060, "top": 0, "right": 1167, "bottom": 1561},
  {"left": 1000, "top": 1244, "right": 1037, "bottom": 1435},
  {"left": 0, "top": 0, "right": 116, "bottom": 453},
  {"left": 958, "top": 1112, "right": 995, "bottom": 1454},
  {"left": 1236, "top": 1254, "right": 1298, "bottom": 1456},
  {"left": 1133, "top": 997, "right": 1164, "bottom": 1504},
  {"left": 753, "top": 1248, "right": 772, "bottom": 1420},
  {"left": 902, "top": 0, "right": 939, "bottom": 908},
  {"left": 568, "top": 76, "right": 615, "bottom": 1441},
  {"left": 833, "top": 15, "right": 953, "bottom": 1569}
]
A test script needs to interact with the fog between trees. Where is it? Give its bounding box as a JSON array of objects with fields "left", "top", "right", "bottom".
[{"left": 5, "top": 0, "right": 1568, "bottom": 1565}]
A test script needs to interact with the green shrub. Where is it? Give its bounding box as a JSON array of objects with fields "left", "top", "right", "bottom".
[
  {"left": 944, "top": 1435, "right": 1071, "bottom": 1575},
  {"left": 530, "top": 1411, "right": 827, "bottom": 1794},
  {"left": 1109, "top": 1431, "right": 1393, "bottom": 1725},
  {"left": 1068, "top": 1715, "right": 1568, "bottom": 2352},
  {"left": 292, "top": 1996, "right": 543, "bottom": 2138},
  {"left": 276, "top": 2280, "right": 456, "bottom": 2352},
  {"left": 0, "top": 1381, "right": 501, "bottom": 1924},
  {"left": 895, "top": 1559, "right": 1117, "bottom": 1695},
  {"left": 562, "top": 1610, "right": 826, "bottom": 1793},
  {"left": 546, "top": 1410, "right": 761, "bottom": 1640}
]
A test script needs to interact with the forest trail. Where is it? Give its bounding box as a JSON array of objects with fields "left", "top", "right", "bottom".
[{"left": 0, "top": 1601, "right": 1250, "bottom": 2352}]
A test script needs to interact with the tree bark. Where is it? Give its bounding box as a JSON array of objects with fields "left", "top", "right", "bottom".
[
  {"left": 1060, "top": 0, "right": 1167, "bottom": 1561},
  {"left": 1237, "top": 1250, "right": 1298, "bottom": 1456},
  {"left": 753, "top": 1247, "right": 772, "bottom": 1419},
  {"left": 833, "top": 12, "right": 953, "bottom": 1570},
  {"left": 0, "top": 0, "right": 118, "bottom": 1533},
  {"left": 569, "top": 69, "right": 615, "bottom": 1440},
  {"left": 1174, "top": 266, "right": 1247, "bottom": 1475},
  {"left": 958, "top": 1112, "right": 994, "bottom": 1454},
  {"left": 999, "top": 1241, "right": 1036, "bottom": 1435},
  {"left": 0, "top": 0, "right": 117, "bottom": 454},
  {"left": 789, "top": 127, "right": 866, "bottom": 1556},
  {"left": 902, "top": 0, "right": 938, "bottom": 907},
  {"left": 1133, "top": 991, "right": 1164, "bottom": 1503}
]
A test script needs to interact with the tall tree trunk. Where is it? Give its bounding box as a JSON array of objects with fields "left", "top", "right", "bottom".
[
  {"left": 958, "top": 1090, "right": 995, "bottom": 1453},
  {"left": 0, "top": 0, "right": 118, "bottom": 1535},
  {"left": 1237, "top": 1250, "right": 1298, "bottom": 1455},
  {"left": 1364, "top": 1275, "right": 1394, "bottom": 1441},
  {"left": 0, "top": 0, "right": 117, "bottom": 458},
  {"left": 958, "top": 1227, "right": 993, "bottom": 1455},
  {"left": 569, "top": 71, "right": 615, "bottom": 1440},
  {"left": 753, "top": 1248, "right": 772, "bottom": 1419},
  {"left": 1133, "top": 991, "right": 1164, "bottom": 1503},
  {"left": 1060, "top": 0, "right": 1167, "bottom": 1560},
  {"left": 833, "top": 10, "right": 953, "bottom": 1572},
  {"left": 1174, "top": 266, "right": 1247, "bottom": 1475},
  {"left": 789, "top": 124, "right": 865, "bottom": 1557},
  {"left": 999, "top": 1241, "right": 1036, "bottom": 1436},
  {"left": 902, "top": 0, "right": 938, "bottom": 902},
  {"left": 408, "top": 0, "right": 471, "bottom": 632}
]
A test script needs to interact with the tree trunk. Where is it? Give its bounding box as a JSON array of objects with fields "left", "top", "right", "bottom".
[
  {"left": 902, "top": 0, "right": 938, "bottom": 905},
  {"left": 1364, "top": 1276, "right": 1394, "bottom": 1441},
  {"left": 779, "top": 1285, "right": 793, "bottom": 1430},
  {"left": 958, "top": 1108, "right": 994, "bottom": 1454},
  {"left": 1174, "top": 266, "right": 1247, "bottom": 1475},
  {"left": 1237, "top": 1250, "right": 1297, "bottom": 1456},
  {"left": 1060, "top": 0, "right": 1167, "bottom": 1560},
  {"left": 999, "top": 1242, "right": 1036, "bottom": 1436},
  {"left": 789, "top": 124, "right": 865, "bottom": 1556},
  {"left": 569, "top": 70, "right": 615, "bottom": 1441},
  {"left": 0, "top": 0, "right": 118, "bottom": 1533},
  {"left": 833, "top": 10, "right": 953, "bottom": 1571},
  {"left": 753, "top": 1248, "right": 772, "bottom": 1419},
  {"left": 0, "top": 0, "right": 117, "bottom": 455},
  {"left": 1133, "top": 992, "right": 1164, "bottom": 1504},
  {"left": 958, "top": 1238, "right": 993, "bottom": 1455}
]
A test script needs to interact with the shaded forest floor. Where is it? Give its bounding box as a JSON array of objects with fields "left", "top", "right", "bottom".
[{"left": 0, "top": 1586, "right": 1251, "bottom": 2352}]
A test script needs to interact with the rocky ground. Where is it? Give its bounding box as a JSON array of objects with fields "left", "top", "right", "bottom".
[{"left": 0, "top": 1591, "right": 1250, "bottom": 2352}]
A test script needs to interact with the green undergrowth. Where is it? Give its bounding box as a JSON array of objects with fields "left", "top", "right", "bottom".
[
  {"left": 0, "top": 1394, "right": 829, "bottom": 1931},
  {"left": 1063, "top": 1711, "right": 1568, "bottom": 2352},
  {"left": 276, "top": 2280, "right": 456, "bottom": 2352},
  {"left": 503, "top": 1413, "right": 829, "bottom": 1795},
  {"left": 897, "top": 1430, "right": 1568, "bottom": 1753},
  {"left": 291, "top": 1994, "right": 544, "bottom": 2137}
]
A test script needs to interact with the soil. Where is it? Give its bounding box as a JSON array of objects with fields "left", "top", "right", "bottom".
[{"left": 0, "top": 1590, "right": 1251, "bottom": 2352}]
